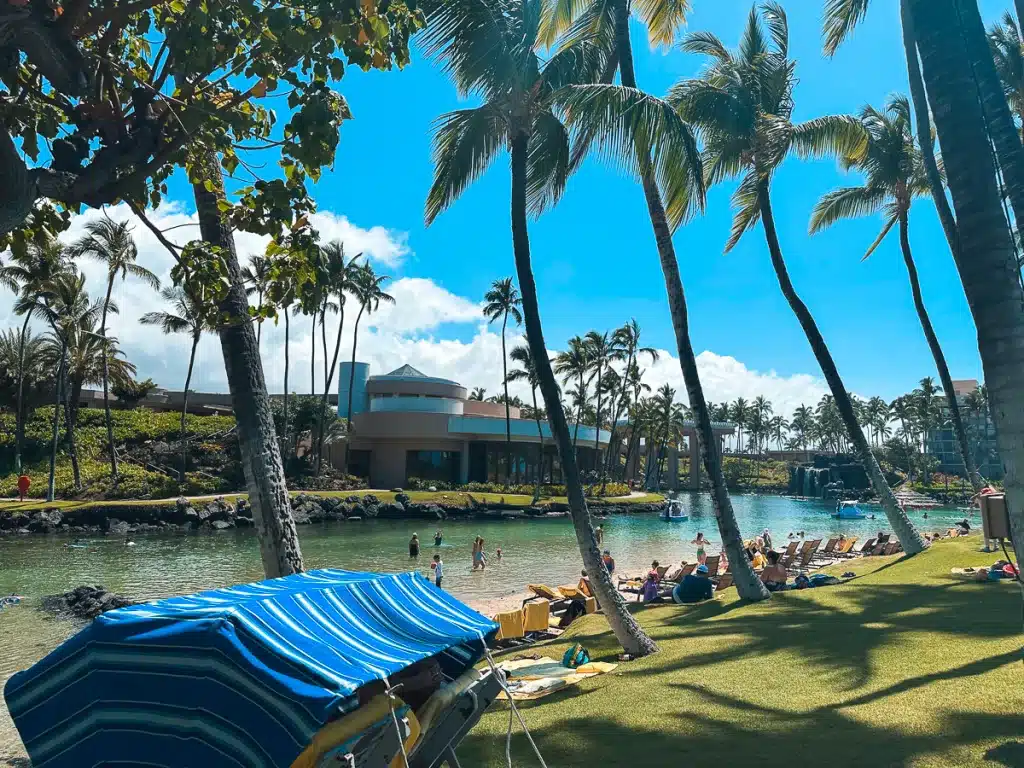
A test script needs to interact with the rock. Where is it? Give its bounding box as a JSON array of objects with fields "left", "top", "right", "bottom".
[
  {"left": 107, "top": 519, "right": 130, "bottom": 535},
  {"left": 345, "top": 495, "right": 360, "bottom": 504},
  {"left": 395, "top": 492, "right": 411, "bottom": 505},
  {"left": 391, "top": 487, "right": 404, "bottom": 493},
  {"left": 211, "top": 520, "right": 233, "bottom": 530},
  {"left": 235, "top": 497, "right": 252, "bottom": 518},
  {"left": 290, "top": 505, "right": 311, "bottom": 525},
  {"left": 27, "top": 508, "right": 63, "bottom": 533},
  {"left": 428, "top": 486, "right": 437, "bottom": 493},
  {"left": 363, "top": 494, "right": 380, "bottom": 506},
  {"left": 234, "top": 516, "right": 252, "bottom": 527},
  {"left": 424, "top": 503, "right": 446, "bottom": 520},
  {"left": 376, "top": 502, "right": 405, "bottom": 518},
  {"left": 195, "top": 505, "right": 211, "bottom": 521},
  {"left": 41, "top": 585, "right": 136, "bottom": 620}
]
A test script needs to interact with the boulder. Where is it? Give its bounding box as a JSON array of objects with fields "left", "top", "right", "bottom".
[
  {"left": 41, "top": 585, "right": 136, "bottom": 620},
  {"left": 234, "top": 516, "right": 253, "bottom": 527},
  {"left": 27, "top": 508, "right": 63, "bottom": 533},
  {"left": 391, "top": 488, "right": 404, "bottom": 494},
  {"left": 423, "top": 503, "right": 446, "bottom": 520},
  {"left": 205, "top": 498, "right": 235, "bottom": 522},
  {"left": 395, "top": 492, "right": 411, "bottom": 506},
  {"left": 290, "top": 505, "right": 312, "bottom": 525},
  {"left": 345, "top": 495, "right": 361, "bottom": 504},
  {"left": 376, "top": 502, "right": 405, "bottom": 519},
  {"left": 235, "top": 498, "right": 252, "bottom": 519},
  {"left": 363, "top": 494, "right": 380, "bottom": 506},
  {"left": 107, "top": 518, "right": 131, "bottom": 535},
  {"left": 211, "top": 520, "right": 234, "bottom": 530}
]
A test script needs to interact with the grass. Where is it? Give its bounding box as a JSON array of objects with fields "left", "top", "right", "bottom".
[
  {"left": 460, "top": 535, "right": 1024, "bottom": 767},
  {"left": 0, "top": 489, "right": 663, "bottom": 513}
]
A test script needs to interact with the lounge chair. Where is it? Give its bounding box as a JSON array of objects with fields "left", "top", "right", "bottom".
[
  {"left": 715, "top": 573, "right": 734, "bottom": 591},
  {"left": 493, "top": 610, "right": 526, "bottom": 644},
  {"left": 791, "top": 539, "right": 822, "bottom": 571},
  {"left": 819, "top": 538, "right": 839, "bottom": 556},
  {"left": 557, "top": 585, "right": 588, "bottom": 601},
  {"left": 525, "top": 583, "right": 571, "bottom": 613},
  {"left": 781, "top": 541, "right": 800, "bottom": 558},
  {"left": 523, "top": 600, "right": 550, "bottom": 633},
  {"left": 407, "top": 669, "right": 504, "bottom": 768},
  {"left": 833, "top": 536, "right": 859, "bottom": 557},
  {"left": 704, "top": 555, "right": 721, "bottom": 577},
  {"left": 882, "top": 541, "right": 902, "bottom": 556},
  {"left": 856, "top": 537, "right": 876, "bottom": 555}
]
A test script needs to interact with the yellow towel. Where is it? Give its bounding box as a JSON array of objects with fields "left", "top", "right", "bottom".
[
  {"left": 585, "top": 596, "right": 597, "bottom": 614},
  {"left": 494, "top": 610, "right": 525, "bottom": 640},
  {"left": 557, "top": 585, "right": 586, "bottom": 600},
  {"left": 528, "top": 584, "right": 561, "bottom": 600},
  {"left": 523, "top": 600, "right": 550, "bottom": 632}
]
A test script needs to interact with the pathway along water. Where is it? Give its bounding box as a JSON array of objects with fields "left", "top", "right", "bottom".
[{"left": 0, "top": 493, "right": 968, "bottom": 759}]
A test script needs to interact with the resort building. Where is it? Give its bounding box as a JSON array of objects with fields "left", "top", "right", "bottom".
[
  {"left": 924, "top": 378, "right": 1003, "bottom": 480},
  {"left": 336, "top": 362, "right": 736, "bottom": 491}
]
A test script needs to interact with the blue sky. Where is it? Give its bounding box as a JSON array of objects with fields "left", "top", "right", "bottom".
[
  {"left": 7, "top": 0, "right": 1012, "bottom": 410},
  {"left": 266, "top": 0, "right": 1003, "bottom": 402}
]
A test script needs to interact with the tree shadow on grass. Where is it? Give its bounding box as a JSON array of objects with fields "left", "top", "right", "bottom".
[
  {"left": 630, "top": 579, "right": 1020, "bottom": 691},
  {"left": 458, "top": 686, "right": 1022, "bottom": 767}
]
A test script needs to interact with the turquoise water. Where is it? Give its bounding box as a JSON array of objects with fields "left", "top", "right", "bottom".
[{"left": 0, "top": 493, "right": 968, "bottom": 758}]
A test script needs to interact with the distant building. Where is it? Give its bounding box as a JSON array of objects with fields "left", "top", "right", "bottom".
[{"left": 924, "top": 378, "right": 1002, "bottom": 480}]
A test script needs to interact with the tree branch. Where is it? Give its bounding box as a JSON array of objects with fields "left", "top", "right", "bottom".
[{"left": 127, "top": 198, "right": 183, "bottom": 260}]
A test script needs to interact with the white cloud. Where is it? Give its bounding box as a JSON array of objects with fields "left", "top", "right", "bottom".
[{"left": 0, "top": 200, "right": 830, "bottom": 414}]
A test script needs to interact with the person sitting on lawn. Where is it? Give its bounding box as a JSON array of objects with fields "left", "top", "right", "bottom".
[
  {"left": 760, "top": 550, "right": 788, "bottom": 591},
  {"left": 672, "top": 563, "right": 714, "bottom": 604}
]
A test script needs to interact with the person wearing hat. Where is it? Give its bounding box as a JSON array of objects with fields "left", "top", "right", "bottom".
[{"left": 672, "top": 562, "right": 714, "bottom": 604}]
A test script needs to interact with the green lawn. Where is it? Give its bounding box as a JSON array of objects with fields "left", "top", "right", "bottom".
[
  {"left": 0, "top": 489, "right": 662, "bottom": 513},
  {"left": 460, "top": 535, "right": 1023, "bottom": 767}
]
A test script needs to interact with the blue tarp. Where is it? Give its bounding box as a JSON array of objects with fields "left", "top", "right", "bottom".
[{"left": 5, "top": 569, "right": 498, "bottom": 767}]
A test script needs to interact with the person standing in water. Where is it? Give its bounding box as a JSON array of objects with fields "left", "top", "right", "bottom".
[
  {"left": 434, "top": 530, "right": 443, "bottom": 546},
  {"left": 431, "top": 554, "right": 444, "bottom": 588},
  {"left": 473, "top": 537, "right": 487, "bottom": 570},
  {"left": 409, "top": 533, "right": 420, "bottom": 558},
  {"left": 595, "top": 525, "right": 604, "bottom": 547}
]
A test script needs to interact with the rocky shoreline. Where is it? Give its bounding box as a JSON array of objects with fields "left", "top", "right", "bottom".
[{"left": 0, "top": 494, "right": 666, "bottom": 536}]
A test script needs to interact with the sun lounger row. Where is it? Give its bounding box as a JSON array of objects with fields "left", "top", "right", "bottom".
[{"left": 492, "top": 581, "right": 599, "bottom": 647}]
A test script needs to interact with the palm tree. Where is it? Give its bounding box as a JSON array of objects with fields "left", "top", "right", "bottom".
[
  {"left": 605, "top": 319, "right": 657, "bottom": 479},
  {"left": 141, "top": 285, "right": 215, "bottom": 482},
  {"left": 345, "top": 264, "right": 395, "bottom": 431},
  {"left": 299, "top": 245, "right": 330, "bottom": 399},
  {"left": 0, "top": 238, "right": 68, "bottom": 473},
  {"left": 729, "top": 398, "right": 750, "bottom": 453},
  {"left": 989, "top": 13, "right": 1024, "bottom": 137},
  {"left": 790, "top": 405, "right": 814, "bottom": 450},
  {"left": 672, "top": 4, "right": 925, "bottom": 554},
  {"left": 422, "top": 0, "right": 658, "bottom": 656},
  {"left": 830, "top": 0, "right": 1024, "bottom": 567},
  {"left": 241, "top": 254, "right": 272, "bottom": 349},
  {"left": 507, "top": 343, "right": 545, "bottom": 501},
  {"left": 810, "top": 95, "right": 983, "bottom": 491},
  {"left": 483, "top": 277, "right": 523, "bottom": 486},
  {"left": 69, "top": 218, "right": 159, "bottom": 484},
  {"left": 469, "top": 387, "right": 486, "bottom": 401},
  {"left": 752, "top": 396, "right": 773, "bottom": 456},
  {"left": 316, "top": 241, "right": 362, "bottom": 474},
  {"left": 584, "top": 330, "right": 618, "bottom": 465},
  {"left": 554, "top": 336, "right": 591, "bottom": 452},
  {"left": 0, "top": 328, "right": 49, "bottom": 428},
  {"left": 546, "top": 0, "right": 768, "bottom": 602}
]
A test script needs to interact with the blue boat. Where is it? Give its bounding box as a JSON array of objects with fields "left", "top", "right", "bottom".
[
  {"left": 4, "top": 569, "right": 501, "bottom": 768},
  {"left": 833, "top": 501, "right": 867, "bottom": 520},
  {"left": 661, "top": 499, "right": 689, "bottom": 522}
]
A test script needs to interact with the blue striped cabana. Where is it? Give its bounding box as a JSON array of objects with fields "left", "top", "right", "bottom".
[{"left": 5, "top": 569, "right": 497, "bottom": 767}]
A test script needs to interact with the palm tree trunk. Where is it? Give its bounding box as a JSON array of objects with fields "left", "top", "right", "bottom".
[
  {"left": 310, "top": 314, "right": 316, "bottom": 398},
  {"left": 192, "top": 151, "right": 303, "bottom": 578},
  {"left": 899, "top": 211, "right": 983, "bottom": 491},
  {"left": 910, "top": 0, "right": 1024, "bottom": 566},
  {"left": 63, "top": 371, "right": 81, "bottom": 490},
  {"left": 100, "top": 273, "right": 119, "bottom": 483},
  {"left": 951, "top": 0, "right": 1024, "bottom": 228},
  {"left": 256, "top": 290, "right": 263, "bottom": 349},
  {"left": 181, "top": 333, "right": 199, "bottom": 483},
  {"left": 612, "top": 0, "right": 766, "bottom": 599},
  {"left": 316, "top": 301, "right": 345, "bottom": 475},
  {"left": 531, "top": 384, "right": 543, "bottom": 503},
  {"left": 510, "top": 129, "right": 657, "bottom": 656},
  {"left": 1016, "top": 0, "right": 1024, "bottom": 31},
  {"left": 901, "top": 0, "right": 960, "bottom": 258},
  {"left": 593, "top": 366, "right": 602, "bottom": 477},
  {"left": 346, "top": 305, "right": 366, "bottom": 432},
  {"left": 572, "top": 373, "right": 582, "bottom": 451},
  {"left": 283, "top": 305, "right": 290, "bottom": 459},
  {"left": 47, "top": 342, "right": 66, "bottom": 502},
  {"left": 758, "top": 181, "right": 926, "bottom": 553},
  {"left": 14, "top": 309, "right": 32, "bottom": 474},
  {"left": 501, "top": 313, "right": 511, "bottom": 487}
]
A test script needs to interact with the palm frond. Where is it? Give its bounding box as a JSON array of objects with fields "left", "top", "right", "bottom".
[
  {"left": 634, "top": 0, "right": 690, "bottom": 48},
  {"left": 760, "top": 1, "right": 788, "bottom": 57},
  {"left": 125, "top": 262, "right": 161, "bottom": 290},
  {"left": 860, "top": 214, "right": 898, "bottom": 261},
  {"left": 538, "top": 0, "right": 596, "bottom": 47},
  {"left": 822, "top": 0, "right": 873, "bottom": 57},
  {"left": 738, "top": 4, "right": 767, "bottom": 66},
  {"left": 809, "top": 185, "right": 887, "bottom": 233},
  {"left": 679, "top": 30, "right": 732, "bottom": 63},
  {"left": 426, "top": 106, "right": 507, "bottom": 225},
  {"left": 724, "top": 170, "right": 762, "bottom": 252},
  {"left": 791, "top": 114, "right": 868, "bottom": 161},
  {"left": 419, "top": 0, "right": 516, "bottom": 98},
  {"left": 667, "top": 78, "right": 753, "bottom": 142},
  {"left": 527, "top": 111, "right": 571, "bottom": 216}
]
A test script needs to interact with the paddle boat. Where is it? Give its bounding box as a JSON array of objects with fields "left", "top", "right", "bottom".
[
  {"left": 833, "top": 500, "right": 867, "bottom": 520},
  {"left": 660, "top": 498, "right": 688, "bottom": 522}
]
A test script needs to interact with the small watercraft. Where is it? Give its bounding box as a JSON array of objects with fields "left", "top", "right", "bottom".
[
  {"left": 832, "top": 501, "right": 866, "bottom": 520},
  {"left": 660, "top": 499, "right": 689, "bottom": 522}
]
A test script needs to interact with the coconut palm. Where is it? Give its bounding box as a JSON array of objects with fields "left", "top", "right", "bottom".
[
  {"left": 299, "top": 245, "right": 330, "bottom": 398},
  {"left": 671, "top": 3, "right": 925, "bottom": 554},
  {"left": 989, "top": 13, "right": 1024, "bottom": 136},
  {"left": 790, "top": 405, "right": 814, "bottom": 450},
  {"left": 469, "top": 387, "right": 486, "bottom": 401},
  {"left": 554, "top": 336, "right": 592, "bottom": 452},
  {"left": 422, "top": 0, "right": 658, "bottom": 655},
  {"left": 0, "top": 238, "right": 69, "bottom": 474},
  {"left": 729, "top": 398, "right": 750, "bottom": 453},
  {"left": 483, "top": 277, "right": 523, "bottom": 485},
  {"left": 68, "top": 218, "right": 158, "bottom": 484},
  {"left": 241, "top": 254, "right": 272, "bottom": 349},
  {"left": 316, "top": 241, "right": 362, "bottom": 474},
  {"left": 828, "top": 0, "right": 1024, "bottom": 564},
  {"left": 544, "top": 0, "right": 769, "bottom": 602},
  {"left": 604, "top": 319, "right": 657, "bottom": 478},
  {"left": 141, "top": 285, "right": 216, "bottom": 482},
  {"left": 345, "top": 264, "right": 395, "bottom": 432},
  {"left": 584, "top": 330, "right": 619, "bottom": 462},
  {"left": 507, "top": 343, "right": 545, "bottom": 501},
  {"left": 810, "top": 95, "right": 983, "bottom": 491}
]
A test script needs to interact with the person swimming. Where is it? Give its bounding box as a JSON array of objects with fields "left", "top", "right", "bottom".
[{"left": 434, "top": 530, "right": 443, "bottom": 546}]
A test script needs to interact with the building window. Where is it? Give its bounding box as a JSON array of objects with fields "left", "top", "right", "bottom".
[
  {"left": 347, "top": 449, "right": 371, "bottom": 479},
  {"left": 406, "top": 450, "right": 460, "bottom": 484}
]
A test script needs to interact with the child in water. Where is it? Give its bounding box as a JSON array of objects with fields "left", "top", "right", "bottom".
[
  {"left": 431, "top": 554, "right": 443, "bottom": 588},
  {"left": 495, "top": 546, "right": 503, "bottom": 561},
  {"left": 434, "top": 530, "right": 443, "bottom": 546}
]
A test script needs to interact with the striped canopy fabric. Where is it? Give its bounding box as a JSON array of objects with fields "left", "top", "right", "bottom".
[{"left": 5, "top": 569, "right": 497, "bottom": 768}]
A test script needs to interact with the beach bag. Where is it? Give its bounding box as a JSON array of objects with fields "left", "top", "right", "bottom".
[{"left": 562, "top": 644, "right": 590, "bottom": 669}]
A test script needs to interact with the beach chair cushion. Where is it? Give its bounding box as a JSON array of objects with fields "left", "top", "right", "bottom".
[
  {"left": 523, "top": 600, "right": 550, "bottom": 633},
  {"left": 585, "top": 597, "right": 597, "bottom": 614},
  {"left": 558, "top": 585, "right": 587, "bottom": 600},
  {"left": 528, "top": 584, "right": 561, "bottom": 600},
  {"left": 412, "top": 668, "right": 483, "bottom": 739},
  {"left": 494, "top": 610, "right": 525, "bottom": 641}
]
